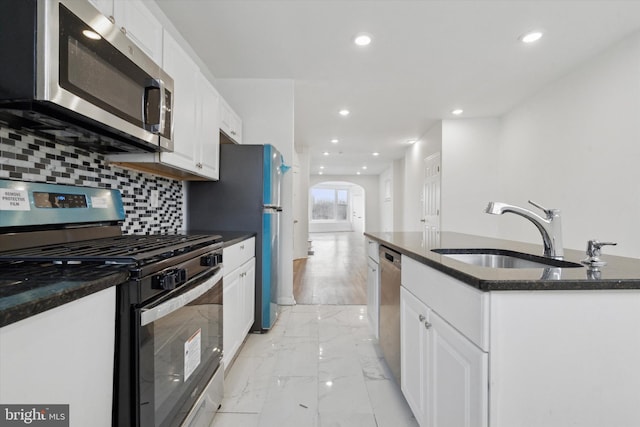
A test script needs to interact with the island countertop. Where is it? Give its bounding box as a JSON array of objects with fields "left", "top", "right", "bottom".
[{"left": 364, "top": 231, "right": 640, "bottom": 291}]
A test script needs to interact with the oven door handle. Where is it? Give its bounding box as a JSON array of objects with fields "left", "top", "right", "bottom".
[{"left": 140, "top": 269, "right": 222, "bottom": 326}]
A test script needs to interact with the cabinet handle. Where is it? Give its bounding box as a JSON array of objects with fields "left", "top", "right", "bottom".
[
  {"left": 424, "top": 321, "right": 432, "bottom": 330},
  {"left": 240, "top": 245, "right": 244, "bottom": 250},
  {"left": 418, "top": 314, "right": 425, "bottom": 322},
  {"left": 231, "top": 130, "right": 236, "bottom": 135},
  {"left": 120, "top": 26, "right": 127, "bottom": 35}
]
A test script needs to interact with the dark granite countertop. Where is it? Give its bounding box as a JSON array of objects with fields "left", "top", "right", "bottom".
[
  {"left": 218, "top": 232, "right": 256, "bottom": 248},
  {"left": 0, "top": 232, "right": 256, "bottom": 328},
  {"left": 0, "top": 263, "right": 129, "bottom": 328},
  {"left": 364, "top": 231, "right": 640, "bottom": 291}
]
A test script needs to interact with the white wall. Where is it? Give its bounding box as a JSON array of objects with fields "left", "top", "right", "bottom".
[
  {"left": 215, "top": 78, "right": 296, "bottom": 304},
  {"left": 496, "top": 31, "right": 640, "bottom": 257},
  {"left": 310, "top": 175, "right": 380, "bottom": 233},
  {"left": 440, "top": 118, "right": 501, "bottom": 236},
  {"left": 379, "top": 166, "right": 393, "bottom": 232},
  {"left": 402, "top": 122, "right": 443, "bottom": 231}
]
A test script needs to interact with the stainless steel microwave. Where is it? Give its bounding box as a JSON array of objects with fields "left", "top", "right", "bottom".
[{"left": 0, "top": 0, "right": 173, "bottom": 153}]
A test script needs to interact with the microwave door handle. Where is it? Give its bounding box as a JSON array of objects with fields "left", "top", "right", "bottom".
[
  {"left": 140, "top": 269, "right": 222, "bottom": 326},
  {"left": 143, "top": 78, "right": 165, "bottom": 134},
  {"left": 157, "top": 78, "right": 166, "bottom": 135}
]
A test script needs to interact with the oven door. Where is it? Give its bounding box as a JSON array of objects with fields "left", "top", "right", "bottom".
[{"left": 137, "top": 268, "right": 223, "bottom": 427}]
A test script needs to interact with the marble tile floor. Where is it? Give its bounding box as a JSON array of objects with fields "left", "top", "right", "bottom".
[{"left": 211, "top": 304, "right": 418, "bottom": 427}]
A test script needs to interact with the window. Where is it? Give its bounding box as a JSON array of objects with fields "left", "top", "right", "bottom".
[{"left": 311, "top": 187, "right": 349, "bottom": 221}]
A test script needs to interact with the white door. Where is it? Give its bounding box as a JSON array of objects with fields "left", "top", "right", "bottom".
[
  {"left": 422, "top": 153, "right": 441, "bottom": 247},
  {"left": 352, "top": 191, "right": 365, "bottom": 234}
]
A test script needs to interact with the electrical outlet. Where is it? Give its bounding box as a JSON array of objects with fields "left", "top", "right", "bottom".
[{"left": 150, "top": 190, "right": 159, "bottom": 208}]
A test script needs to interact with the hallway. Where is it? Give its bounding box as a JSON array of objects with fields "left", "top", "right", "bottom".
[
  {"left": 293, "top": 232, "right": 367, "bottom": 305},
  {"left": 211, "top": 232, "right": 418, "bottom": 426}
]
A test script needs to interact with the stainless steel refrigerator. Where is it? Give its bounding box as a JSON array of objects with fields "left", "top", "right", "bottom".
[{"left": 187, "top": 144, "right": 287, "bottom": 332}]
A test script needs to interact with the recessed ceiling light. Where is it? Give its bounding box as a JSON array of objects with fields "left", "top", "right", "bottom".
[
  {"left": 339, "top": 109, "right": 350, "bottom": 116},
  {"left": 407, "top": 139, "right": 417, "bottom": 145},
  {"left": 362, "top": 166, "right": 367, "bottom": 170},
  {"left": 319, "top": 171, "right": 324, "bottom": 175},
  {"left": 372, "top": 152, "right": 380, "bottom": 156},
  {"left": 331, "top": 139, "right": 339, "bottom": 144},
  {"left": 320, "top": 166, "right": 325, "bottom": 169},
  {"left": 357, "top": 171, "right": 361, "bottom": 175},
  {"left": 354, "top": 33, "right": 372, "bottom": 46},
  {"left": 520, "top": 31, "right": 543, "bottom": 44},
  {"left": 451, "top": 109, "right": 464, "bottom": 115},
  {"left": 323, "top": 151, "right": 329, "bottom": 156},
  {"left": 82, "top": 30, "right": 102, "bottom": 40}
]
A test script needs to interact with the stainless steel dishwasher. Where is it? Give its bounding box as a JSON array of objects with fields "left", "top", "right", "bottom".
[{"left": 379, "top": 245, "right": 401, "bottom": 383}]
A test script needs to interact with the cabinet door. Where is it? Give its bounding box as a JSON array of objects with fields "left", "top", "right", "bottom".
[
  {"left": 428, "top": 311, "right": 488, "bottom": 427},
  {"left": 241, "top": 257, "right": 256, "bottom": 336},
  {"left": 161, "top": 30, "right": 199, "bottom": 173},
  {"left": 88, "top": 0, "right": 113, "bottom": 19},
  {"left": 197, "top": 75, "right": 220, "bottom": 180},
  {"left": 219, "top": 97, "right": 242, "bottom": 143},
  {"left": 400, "top": 287, "right": 429, "bottom": 426},
  {"left": 223, "top": 268, "right": 241, "bottom": 370},
  {"left": 113, "top": 0, "right": 163, "bottom": 63},
  {"left": 0, "top": 288, "right": 116, "bottom": 427},
  {"left": 367, "top": 258, "right": 379, "bottom": 338}
]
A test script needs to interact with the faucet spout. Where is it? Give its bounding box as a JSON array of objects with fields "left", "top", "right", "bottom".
[{"left": 485, "top": 200, "right": 564, "bottom": 259}]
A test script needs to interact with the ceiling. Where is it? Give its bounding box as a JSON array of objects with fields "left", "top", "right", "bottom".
[{"left": 154, "top": 0, "right": 640, "bottom": 175}]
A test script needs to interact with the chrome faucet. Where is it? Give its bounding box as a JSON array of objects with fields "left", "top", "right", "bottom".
[{"left": 485, "top": 200, "right": 564, "bottom": 259}]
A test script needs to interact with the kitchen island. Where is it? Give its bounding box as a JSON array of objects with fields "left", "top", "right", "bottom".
[{"left": 365, "top": 231, "right": 640, "bottom": 427}]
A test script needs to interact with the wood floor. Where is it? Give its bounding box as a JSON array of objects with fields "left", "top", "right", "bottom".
[{"left": 293, "top": 231, "right": 367, "bottom": 305}]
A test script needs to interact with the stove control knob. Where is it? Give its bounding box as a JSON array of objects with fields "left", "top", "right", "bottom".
[
  {"left": 200, "top": 253, "right": 222, "bottom": 267},
  {"left": 153, "top": 268, "right": 187, "bottom": 290}
]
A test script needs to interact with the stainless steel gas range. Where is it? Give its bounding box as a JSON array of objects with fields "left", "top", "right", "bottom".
[{"left": 0, "top": 179, "right": 224, "bottom": 427}]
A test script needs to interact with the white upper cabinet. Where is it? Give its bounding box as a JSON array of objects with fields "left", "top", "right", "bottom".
[
  {"left": 87, "top": 0, "right": 113, "bottom": 18},
  {"left": 88, "top": 0, "right": 163, "bottom": 64},
  {"left": 197, "top": 75, "right": 220, "bottom": 180},
  {"left": 160, "top": 30, "right": 199, "bottom": 173},
  {"left": 113, "top": 0, "right": 163, "bottom": 64},
  {"left": 160, "top": 30, "right": 220, "bottom": 180},
  {"left": 108, "top": 30, "right": 220, "bottom": 180},
  {"left": 219, "top": 97, "right": 242, "bottom": 144}
]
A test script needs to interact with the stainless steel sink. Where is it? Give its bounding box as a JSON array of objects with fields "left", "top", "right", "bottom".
[{"left": 432, "top": 249, "right": 583, "bottom": 269}]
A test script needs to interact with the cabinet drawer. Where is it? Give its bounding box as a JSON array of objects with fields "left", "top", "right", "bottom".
[
  {"left": 223, "top": 237, "right": 255, "bottom": 273},
  {"left": 402, "top": 256, "right": 490, "bottom": 351}
]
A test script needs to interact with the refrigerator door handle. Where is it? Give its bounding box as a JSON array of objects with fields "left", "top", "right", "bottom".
[{"left": 264, "top": 204, "right": 281, "bottom": 210}]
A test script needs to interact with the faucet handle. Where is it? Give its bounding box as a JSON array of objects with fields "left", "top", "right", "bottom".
[
  {"left": 528, "top": 200, "right": 559, "bottom": 218},
  {"left": 582, "top": 239, "right": 617, "bottom": 266}
]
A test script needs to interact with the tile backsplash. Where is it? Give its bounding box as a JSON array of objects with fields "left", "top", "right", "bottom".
[{"left": 0, "top": 125, "right": 183, "bottom": 234}]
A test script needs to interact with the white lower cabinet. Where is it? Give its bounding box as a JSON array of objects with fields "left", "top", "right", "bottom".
[
  {"left": 401, "top": 255, "right": 640, "bottom": 427},
  {"left": 222, "top": 238, "right": 256, "bottom": 370},
  {"left": 428, "top": 306, "right": 488, "bottom": 427},
  {"left": 401, "top": 287, "right": 488, "bottom": 427},
  {"left": 0, "top": 288, "right": 116, "bottom": 427},
  {"left": 400, "top": 287, "right": 429, "bottom": 424}
]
